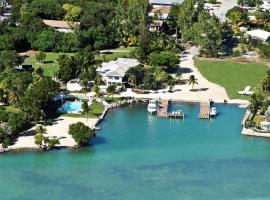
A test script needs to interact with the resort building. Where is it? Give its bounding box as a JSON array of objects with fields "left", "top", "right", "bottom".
[
  {"left": 42, "top": 20, "right": 80, "bottom": 33},
  {"left": 245, "top": 29, "right": 270, "bottom": 42},
  {"left": 96, "top": 58, "right": 139, "bottom": 87},
  {"left": 260, "top": 121, "right": 270, "bottom": 132}
]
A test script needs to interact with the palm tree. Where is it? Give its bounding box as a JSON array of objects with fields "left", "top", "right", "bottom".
[
  {"left": 187, "top": 75, "right": 198, "bottom": 90},
  {"left": 95, "top": 74, "right": 103, "bottom": 86},
  {"left": 128, "top": 74, "right": 137, "bottom": 88},
  {"left": 106, "top": 85, "right": 116, "bottom": 100},
  {"left": 35, "top": 125, "right": 47, "bottom": 135},
  {"left": 80, "top": 79, "right": 88, "bottom": 96},
  {"left": 82, "top": 101, "right": 90, "bottom": 121},
  {"left": 93, "top": 85, "right": 100, "bottom": 98},
  {"left": 33, "top": 67, "right": 44, "bottom": 83}
]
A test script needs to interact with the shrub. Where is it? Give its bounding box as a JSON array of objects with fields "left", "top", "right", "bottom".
[{"left": 68, "top": 122, "right": 95, "bottom": 146}]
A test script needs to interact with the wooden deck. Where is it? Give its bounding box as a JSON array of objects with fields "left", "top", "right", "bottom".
[
  {"left": 199, "top": 101, "right": 210, "bottom": 119},
  {"left": 157, "top": 100, "right": 169, "bottom": 117}
]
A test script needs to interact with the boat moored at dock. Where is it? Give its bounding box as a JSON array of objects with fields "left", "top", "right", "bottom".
[
  {"left": 147, "top": 99, "right": 158, "bottom": 113},
  {"left": 210, "top": 107, "right": 218, "bottom": 117}
]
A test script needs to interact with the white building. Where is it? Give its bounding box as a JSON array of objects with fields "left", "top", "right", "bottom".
[
  {"left": 42, "top": 20, "right": 80, "bottom": 33},
  {"left": 245, "top": 29, "right": 270, "bottom": 42},
  {"left": 66, "top": 79, "right": 83, "bottom": 91},
  {"left": 260, "top": 0, "right": 270, "bottom": 11},
  {"left": 96, "top": 58, "right": 139, "bottom": 87},
  {"left": 149, "top": 0, "right": 184, "bottom": 6},
  {"left": 260, "top": 121, "right": 270, "bottom": 131},
  {"left": 148, "top": 5, "right": 170, "bottom": 20}
]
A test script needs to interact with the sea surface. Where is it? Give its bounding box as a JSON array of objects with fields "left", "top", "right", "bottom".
[{"left": 1, "top": 103, "right": 270, "bottom": 200}]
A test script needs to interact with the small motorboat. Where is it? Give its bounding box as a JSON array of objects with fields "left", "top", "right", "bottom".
[
  {"left": 210, "top": 107, "right": 218, "bottom": 117},
  {"left": 147, "top": 100, "right": 158, "bottom": 114}
]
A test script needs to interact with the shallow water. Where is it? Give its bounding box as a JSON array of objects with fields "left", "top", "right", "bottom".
[{"left": 1, "top": 103, "right": 270, "bottom": 200}]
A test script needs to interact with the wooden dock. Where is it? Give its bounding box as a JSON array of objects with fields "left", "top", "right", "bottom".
[
  {"left": 199, "top": 101, "right": 210, "bottom": 119},
  {"left": 157, "top": 100, "right": 169, "bottom": 117}
]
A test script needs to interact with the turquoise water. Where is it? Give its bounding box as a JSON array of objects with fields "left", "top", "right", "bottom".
[
  {"left": 1, "top": 103, "right": 270, "bottom": 200},
  {"left": 58, "top": 101, "right": 82, "bottom": 113}
]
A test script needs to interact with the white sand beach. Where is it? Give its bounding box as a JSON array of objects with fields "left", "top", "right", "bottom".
[{"left": 7, "top": 117, "right": 99, "bottom": 151}]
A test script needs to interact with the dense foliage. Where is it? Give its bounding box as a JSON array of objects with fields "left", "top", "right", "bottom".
[{"left": 68, "top": 122, "right": 95, "bottom": 146}]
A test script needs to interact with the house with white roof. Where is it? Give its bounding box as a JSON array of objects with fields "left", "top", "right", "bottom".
[
  {"left": 149, "top": 0, "right": 184, "bottom": 6},
  {"left": 245, "top": 29, "right": 270, "bottom": 42},
  {"left": 96, "top": 58, "right": 139, "bottom": 87}
]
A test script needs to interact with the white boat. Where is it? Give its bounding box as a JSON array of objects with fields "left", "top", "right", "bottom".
[
  {"left": 147, "top": 100, "right": 158, "bottom": 114},
  {"left": 210, "top": 107, "right": 218, "bottom": 117}
]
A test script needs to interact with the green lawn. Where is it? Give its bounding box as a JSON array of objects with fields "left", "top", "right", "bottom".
[
  {"left": 24, "top": 53, "right": 64, "bottom": 77},
  {"left": 63, "top": 102, "right": 104, "bottom": 118},
  {"left": 96, "top": 51, "right": 131, "bottom": 61},
  {"left": 195, "top": 60, "right": 268, "bottom": 99},
  {"left": 24, "top": 51, "right": 131, "bottom": 77}
]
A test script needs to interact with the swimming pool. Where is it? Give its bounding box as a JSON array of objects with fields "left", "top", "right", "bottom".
[{"left": 58, "top": 101, "right": 82, "bottom": 114}]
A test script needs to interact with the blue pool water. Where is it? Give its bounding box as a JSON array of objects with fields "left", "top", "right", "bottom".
[
  {"left": 58, "top": 101, "right": 82, "bottom": 113},
  {"left": 1, "top": 103, "right": 270, "bottom": 200}
]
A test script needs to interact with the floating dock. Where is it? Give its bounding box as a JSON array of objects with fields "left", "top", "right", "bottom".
[
  {"left": 199, "top": 101, "right": 210, "bottom": 119},
  {"left": 157, "top": 100, "right": 169, "bottom": 117},
  {"left": 168, "top": 111, "right": 184, "bottom": 118}
]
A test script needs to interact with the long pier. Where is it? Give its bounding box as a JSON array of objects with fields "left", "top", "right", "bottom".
[
  {"left": 157, "top": 100, "right": 169, "bottom": 117},
  {"left": 199, "top": 101, "right": 210, "bottom": 119}
]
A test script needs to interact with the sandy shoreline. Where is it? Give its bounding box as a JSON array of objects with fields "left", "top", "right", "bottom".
[
  {"left": 6, "top": 117, "right": 99, "bottom": 152},
  {"left": 242, "top": 127, "right": 270, "bottom": 138}
]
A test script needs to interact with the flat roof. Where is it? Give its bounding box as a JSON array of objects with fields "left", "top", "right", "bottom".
[{"left": 149, "top": 0, "right": 184, "bottom": 5}]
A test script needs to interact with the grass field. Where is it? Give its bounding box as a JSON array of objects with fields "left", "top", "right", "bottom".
[
  {"left": 195, "top": 60, "right": 268, "bottom": 99},
  {"left": 24, "top": 50, "right": 131, "bottom": 77},
  {"left": 24, "top": 53, "right": 64, "bottom": 77}
]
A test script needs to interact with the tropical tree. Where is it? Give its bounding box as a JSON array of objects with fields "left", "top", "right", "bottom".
[
  {"left": 149, "top": 51, "right": 179, "bottom": 70},
  {"left": 35, "top": 51, "right": 46, "bottom": 63},
  {"left": 80, "top": 79, "right": 88, "bottom": 96},
  {"left": 32, "top": 67, "right": 44, "bottom": 83},
  {"left": 34, "top": 125, "right": 59, "bottom": 150},
  {"left": 92, "top": 85, "right": 100, "bottom": 98},
  {"left": 128, "top": 74, "right": 137, "bottom": 88},
  {"left": 95, "top": 74, "right": 103, "bottom": 86},
  {"left": 81, "top": 101, "right": 90, "bottom": 120},
  {"left": 106, "top": 85, "right": 116, "bottom": 100},
  {"left": 187, "top": 75, "right": 198, "bottom": 90},
  {"left": 68, "top": 122, "right": 95, "bottom": 146},
  {"left": 248, "top": 90, "right": 265, "bottom": 116}
]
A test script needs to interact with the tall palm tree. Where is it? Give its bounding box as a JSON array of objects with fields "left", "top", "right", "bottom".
[
  {"left": 128, "top": 74, "right": 137, "bottom": 88},
  {"left": 95, "top": 74, "right": 103, "bottom": 86},
  {"left": 187, "top": 75, "right": 198, "bottom": 90},
  {"left": 93, "top": 85, "right": 100, "bottom": 98}
]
